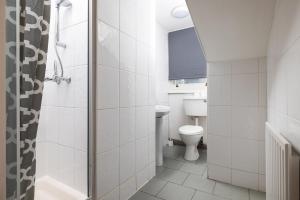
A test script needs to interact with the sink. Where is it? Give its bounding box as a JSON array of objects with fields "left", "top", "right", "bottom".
[{"left": 155, "top": 105, "right": 170, "bottom": 118}]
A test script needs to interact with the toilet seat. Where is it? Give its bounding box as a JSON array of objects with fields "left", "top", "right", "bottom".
[{"left": 179, "top": 125, "right": 203, "bottom": 135}]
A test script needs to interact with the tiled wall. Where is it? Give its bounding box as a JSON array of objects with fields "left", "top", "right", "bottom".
[
  {"left": 207, "top": 58, "right": 267, "bottom": 191},
  {"left": 267, "top": 0, "right": 300, "bottom": 161},
  {"left": 36, "top": 0, "right": 88, "bottom": 195},
  {"left": 96, "top": 0, "right": 156, "bottom": 199}
]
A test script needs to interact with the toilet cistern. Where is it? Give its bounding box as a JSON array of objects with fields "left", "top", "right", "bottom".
[
  {"left": 155, "top": 105, "right": 170, "bottom": 166},
  {"left": 183, "top": 96, "right": 207, "bottom": 125}
]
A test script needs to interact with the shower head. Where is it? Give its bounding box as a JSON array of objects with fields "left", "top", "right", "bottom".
[{"left": 56, "top": 0, "right": 72, "bottom": 8}]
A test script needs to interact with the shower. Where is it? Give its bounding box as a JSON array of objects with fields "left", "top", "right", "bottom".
[{"left": 45, "top": 0, "right": 72, "bottom": 84}]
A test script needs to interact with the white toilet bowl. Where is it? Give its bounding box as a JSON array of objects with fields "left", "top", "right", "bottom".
[{"left": 179, "top": 125, "right": 203, "bottom": 161}]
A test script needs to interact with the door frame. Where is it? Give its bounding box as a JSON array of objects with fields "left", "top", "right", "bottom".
[{"left": 0, "top": 0, "right": 6, "bottom": 198}]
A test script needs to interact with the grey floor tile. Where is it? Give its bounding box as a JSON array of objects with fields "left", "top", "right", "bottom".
[
  {"left": 130, "top": 192, "right": 161, "bottom": 200},
  {"left": 250, "top": 190, "right": 266, "bottom": 200},
  {"left": 156, "top": 166, "right": 165, "bottom": 175},
  {"left": 141, "top": 178, "right": 167, "bottom": 196},
  {"left": 163, "top": 158, "right": 185, "bottom": 170},
  {"left": 184, "top": 174, "right": 216, "bottom": 193},
  {"left": 156, "top": 168, "right": 189, "bottom": 185},
  {"left": 213, "top": 182, "right": 249, "bottom": 200},
  {"left": 163, "top": 145, "right": 185, "bottom": 160},
  {"left": 157, "top": 182, "right": 195, "bottom": 200},
  {"left": 192, "top": 191, "right": 226, "bottom": 200},
  {"left": 180, "top": 162, "right": 207, "bottom": 175}
]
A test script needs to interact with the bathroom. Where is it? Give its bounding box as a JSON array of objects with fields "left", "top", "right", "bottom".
[{"left": 1, "top": 0, "right": 300, "bottom": 200}]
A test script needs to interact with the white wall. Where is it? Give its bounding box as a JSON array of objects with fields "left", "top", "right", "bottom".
[
  {"left": 155, "top": 23, "right": 169, "bottom": 145},
  {"left": 96, "top": 0, "right": 156, "bottom": 199},
  {"left": 207, "top": 58, "right": 267, "bottom": 191},
  {"left": 36, "top": 0, "right": 88, "bottom": 195},
  {"left": 267, "top": 0, "right": 300, "bottom": 153}
]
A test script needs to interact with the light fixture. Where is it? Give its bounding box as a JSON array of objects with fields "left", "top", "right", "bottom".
[{"left": 171, "top": 5, "right": 190, "bottom": 19}]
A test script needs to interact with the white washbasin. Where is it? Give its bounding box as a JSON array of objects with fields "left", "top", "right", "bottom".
[{"left": 155, "top": 105, "right": 170, "bottom": 117}]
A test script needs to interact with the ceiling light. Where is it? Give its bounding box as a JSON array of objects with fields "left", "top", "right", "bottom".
[{"left": 171, "top": 5, "right": 190, "bottom": 19}]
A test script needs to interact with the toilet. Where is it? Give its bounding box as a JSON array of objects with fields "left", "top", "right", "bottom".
[{"left": 179, "top": 96, "right": 207, "bottom": 161}]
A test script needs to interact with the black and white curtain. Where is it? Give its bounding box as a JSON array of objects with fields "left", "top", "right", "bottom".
[
  {"left": 5, "top": 0, "right": 51, "bottom": 199},
  {"left": 19, "top": 0, "right": 51, "bottom": 199}
]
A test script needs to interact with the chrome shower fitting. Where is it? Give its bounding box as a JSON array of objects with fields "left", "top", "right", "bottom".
[
  {"left": 45, "top": 0, "right": 72, "bottom": 85},
  {"left": 45, "top": 61, "right": 71, "bottom": 84},
  {"left": 56, "top": 0, "right": 72, "bottom": 8}
]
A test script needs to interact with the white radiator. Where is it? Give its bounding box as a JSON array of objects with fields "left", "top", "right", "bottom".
[{"left": 266, "top": 122, "right": 299, "bottom": 200}]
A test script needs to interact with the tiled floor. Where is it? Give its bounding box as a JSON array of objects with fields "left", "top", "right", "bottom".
[{"left": 130, "top": 145, "right": 266, "bottom": 200}]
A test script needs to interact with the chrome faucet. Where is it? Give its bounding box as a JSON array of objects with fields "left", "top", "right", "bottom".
[{"left": 45, "top": 61, "right": 71, "bottom": 84}]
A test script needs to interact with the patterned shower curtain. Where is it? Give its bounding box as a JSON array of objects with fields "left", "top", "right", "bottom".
[{"left": 19, "top": 0, "right": 51, "bottom": 199}]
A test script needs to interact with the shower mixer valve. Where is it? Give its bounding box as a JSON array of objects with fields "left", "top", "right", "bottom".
[{"left": 45, "top": 61, "right": 71, "bottom": 84}]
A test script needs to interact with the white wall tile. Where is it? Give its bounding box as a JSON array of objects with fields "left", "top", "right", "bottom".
[
  {"left": 96, "top": 66, "right": 119, "bottom": 109},
  {"left": 258, "top": 141, "right": 265, "bottom": 175},
  {"left": 120, "top": 70, "right": 135, "bottom": 107},
  {"left": 287, "top": 39, "right": 300, "bottom": 121},
  {"left": 96, "top": 109, "right": 119, "bottom": 154},
  {"left": 120, "top": 0, "right": 137, "bottom": 37},
  {"left": 46, "top": 107, "right": 60, "bottom": 144},
  {"left": 231, "top": 59, "right": 259, "bottom": 74},
  {"left": 259, "top": 73, "right": 267, "bottom": 106},
  {"left": 46, "top": 143, "right": 60, "bottom": 180},
  {"left": 60, "top": 0, "right": 88, "bottom": 29},
  {"left": 231, "top": 106, "right": 259, "bottom": 140},
  {"left": 259, "top": 174, "right": 266, "bottom": 192},
  {"left": 59, "top": 146, "right": 75, "bottom": 187},
  {"left": 208, "top": 62, "right": 231, "bottom": 76},
  {"left": 136, "top": 43, "right": 149, "bottom": 75},
  {"left": 120, "top": 107, "right": 135, "bottom": 145},
  {"left": 119, "top": 177, "right": 136, "bottom": 200},
  {"left": 74, "top": 108, "right": 88, "bottom": 151},
  {"left": 208, "top": 75, "right": 231, "bottom": 106},
  {"left": 231, "top": 139, "right": 259, "bottom": 173},
  {"left": 73, "top": 66, "right": 88, "bottom": 108},
  {"left": 60, "top": 22, "right": 88, "bottom": 68},
  {"left": 100, "top": 187, "right": 120, "bottom": 200},
  {"left": 231, "top": 74, "right": 259, "bottom": 106},
  {"left": 231, "top": 169, "right": 259, "bottom": 190},
  {"left": 120, "top": 142, "right": 135, "bottom": 184},
  {"left": 58, "top": 107, "right": 75, "bottom": 147},
  {"left": 98, "top": 21, "right": 120, "bottom": 68},
  {"left": 135, "top": 137, "right": 148, "bottom": 172},
  {"left": 136, "top": 167, "right": 149, "bottom": 190},
  {"left": 208, "top": 164, "right": 231, "bottom": 184},
  {"left": 208, "top": 106, "right": 231, "bottom": 136},
  {"left": 135, "top": 106, "right": 148, "bottom": 139},
  {"left": 97, "top": 149, "right": 120, "bottom": 198},
  {"left": 148, "top": 135, "right": 155, "bottom": 163},
  {"left": 120, "top": 33, "right": 136, "bottom": 72},
  {"left": 259, "top": 58, "right": 267, "bottom": 73},
  {"left": 135, "top": 75, "right": 148, "bottom": 106},
  {"left": 207, "top": 135, "right": 231, "bottom": 167},
  {"left": 98, "top": 0, "right": 119, "bottom": 28}
]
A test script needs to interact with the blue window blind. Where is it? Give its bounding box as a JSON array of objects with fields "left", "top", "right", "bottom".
[{"left": 168, "top": 27, "right": 207, "bottom": 80}]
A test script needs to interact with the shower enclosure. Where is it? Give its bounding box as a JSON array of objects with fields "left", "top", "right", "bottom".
[
  {"left": 5, "top": 0, "right": 95, "bottom": 199},
  {"left": 5, "top": 0, "right": 155, "bottom": 199}
]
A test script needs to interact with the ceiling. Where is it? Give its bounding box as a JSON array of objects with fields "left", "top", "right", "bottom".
[
  {"left": 186, "top": 0, "right": 276, "bottom": 62},
  {"left": 156, "top": 0, "right": 194, "bottom": 32}
]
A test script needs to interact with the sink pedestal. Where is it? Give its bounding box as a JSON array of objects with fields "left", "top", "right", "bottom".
[
  {"left": 155, "top": 105, "right": 170, "bottom": 167},
  {"left": 156, "top": 116, "right": 164, "bottom": 166}
]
